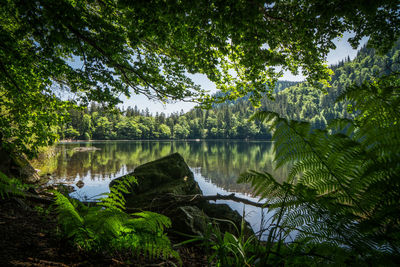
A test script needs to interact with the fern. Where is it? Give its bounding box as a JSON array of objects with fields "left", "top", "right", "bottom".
[
  {"left": 98, "top": 175, "right": 137, "bottom": 211},
  {"left": 239, "top": 73, "right": 400, "bottom": 260},
  {"left": 53, "top": 175, "right": 180, "bottom": 263},
  {"left": 53, "top": 192, "right": 97, "bottom": 249}
]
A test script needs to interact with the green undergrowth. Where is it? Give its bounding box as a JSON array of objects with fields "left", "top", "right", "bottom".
[
  {"left": 176, "top": 210, "right": 365, "bottom": 266},
  {"left": 52, "top": 175, "right": 181, "bottom": 264},
  {"left": 0, "top": 171, "right": 29, "bottom": 199},
  {"left": 177, "top": 212, "right": 260, "bottom": 266}
]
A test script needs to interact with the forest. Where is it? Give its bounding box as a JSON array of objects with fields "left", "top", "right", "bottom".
[{"left": 1, "top": 0, "right": 399, "bottom": 266}]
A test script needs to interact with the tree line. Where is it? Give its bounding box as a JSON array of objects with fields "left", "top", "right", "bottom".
[{"left": 61, "top": 101, "right": 273, "bottom": 140}]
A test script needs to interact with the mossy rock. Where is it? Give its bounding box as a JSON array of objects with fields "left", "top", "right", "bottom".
[
  {"left": 110, "top": 153, "right": 201, "bottom": 209},
  {"left": 123, "top": 178, "right": 202, "bottom": 212},
  {"left": 131, "top": 152, "right": 197, "bottom": 194},
  {"left": 170, "top": 206, "right": 209, "bottom": 236},
  {"left": 199, "top": 202, "right": 254, "bottom": 236},
  {"left": 170, "top": 204, "right": 253, "bottom": 237},
  {"left": 0, "top": 146, "right": 40, "bottom": 184}
]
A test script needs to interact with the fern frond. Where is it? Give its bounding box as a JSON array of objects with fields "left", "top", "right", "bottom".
[
  {"left": 129, "top": 211, "right": 172, "bottom": 233},
  {"left": 53, "top": 191, "right": 86, "bottom": 241},
  {"left": 240, "top": 74, "right": 400, "bottom": 256},
  {"left": 98, "top": 175, "right": 137, "bottom": 212},
  {"left": 238, "top": 170, "right": 289, "bottom": 200}
]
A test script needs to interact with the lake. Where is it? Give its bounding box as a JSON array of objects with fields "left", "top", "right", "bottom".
[{"left": 33, "top": 140, "right": 288, "bottom": 238}]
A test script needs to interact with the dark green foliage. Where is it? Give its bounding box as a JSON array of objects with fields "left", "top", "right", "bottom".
[
  {"left": 0, "top": 171, "right": 27, "bottom": 199},
  {"left": 9, "top": 0, "right": 398, "bottom": 156},
  {"left": 53, "top": 175, "right": 180, "bottom": 262},
  {"left": 238, "top": 73, "right": 400, "bottom": 263},
  {"left": 180, "top": 211, "right": 363, "bottom": 266}
]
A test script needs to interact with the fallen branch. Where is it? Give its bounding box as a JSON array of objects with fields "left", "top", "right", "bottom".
[
  {"left": 23, "top": 192, "right": 54, "bottom": 204},
  {"left": 26, "top": 257, "right": 70, "bottom": 267},
  {"left": 183, "top": 193, "right": 269, "bottom": 208},
  {"left": 125, "top": 193, "right": 269, "bottom": 213},
  {"left": 3, "top": 190, "right": 54, "bottom": 205}
]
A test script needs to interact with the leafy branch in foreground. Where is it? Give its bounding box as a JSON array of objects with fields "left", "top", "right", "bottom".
[
  {"left": 53, "top": 175, "right": 180, "bottom": 263},
  {"left": 239, "top": 74, "right": 400, "bottom": 264}
]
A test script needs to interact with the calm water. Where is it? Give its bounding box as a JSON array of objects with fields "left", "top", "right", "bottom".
[{"left": 34, "top": 140, "right": 288, "bottom": 237}]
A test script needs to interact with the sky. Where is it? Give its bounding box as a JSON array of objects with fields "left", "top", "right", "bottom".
[{"left": 120, "top": 33, "right": 368, "bottom": 115}]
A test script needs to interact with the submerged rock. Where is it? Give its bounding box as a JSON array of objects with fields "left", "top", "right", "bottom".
[
  {"left": 76, "top": 180, "right": 85, "bottom": 188},
  {"left": 110, "top": 153, "right": 254, "bottom": 237}
]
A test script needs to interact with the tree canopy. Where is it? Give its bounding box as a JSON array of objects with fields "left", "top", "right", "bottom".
[{"left": 1, "top": 0, "right": 399, "bottom": 156}]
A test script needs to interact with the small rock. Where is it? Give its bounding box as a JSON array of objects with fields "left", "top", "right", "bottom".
[
  {"left": 76, "top": 180, "right": 85, "bottom": 188},
  {"left": 72, "top": 147, "right": 101, "bottom": 152}
]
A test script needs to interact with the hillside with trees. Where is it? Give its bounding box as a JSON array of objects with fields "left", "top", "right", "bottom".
[
  {"left": 261, "top": 40, "right": 400, "bottom": 127},
  {"left": 62, "top": 41, "right": 400, "bottom": 140}
]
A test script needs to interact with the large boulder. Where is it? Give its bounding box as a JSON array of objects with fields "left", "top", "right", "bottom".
[
  {"left": 110, "top": 153, "right": 253, "bottom": 237},
  {"left": 110, "top": 153, "right": 202, "bottom": 209},
  {"left": 199, "top": 202, "right": 253, "bottom": 236},
  {"left": 133, "top": 152, "right": 196, "bottom": 193}
]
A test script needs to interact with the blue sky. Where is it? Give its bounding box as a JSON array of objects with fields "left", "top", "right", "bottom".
[{"left": 120, "top": 33, "right": 368, "bottom": 115}]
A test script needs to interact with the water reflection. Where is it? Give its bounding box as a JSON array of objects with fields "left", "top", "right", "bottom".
[{"left": 33, "top": 140, "right": 287, "bottom": 196}]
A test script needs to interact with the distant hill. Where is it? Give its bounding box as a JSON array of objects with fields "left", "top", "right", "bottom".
[{"left": 257, "top": 39, "right": 400, "bottom": 128}]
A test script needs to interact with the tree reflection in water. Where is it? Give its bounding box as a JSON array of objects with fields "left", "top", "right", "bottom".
[{"left": 33, "top": 140, "right": 289, "bottom": 196}]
